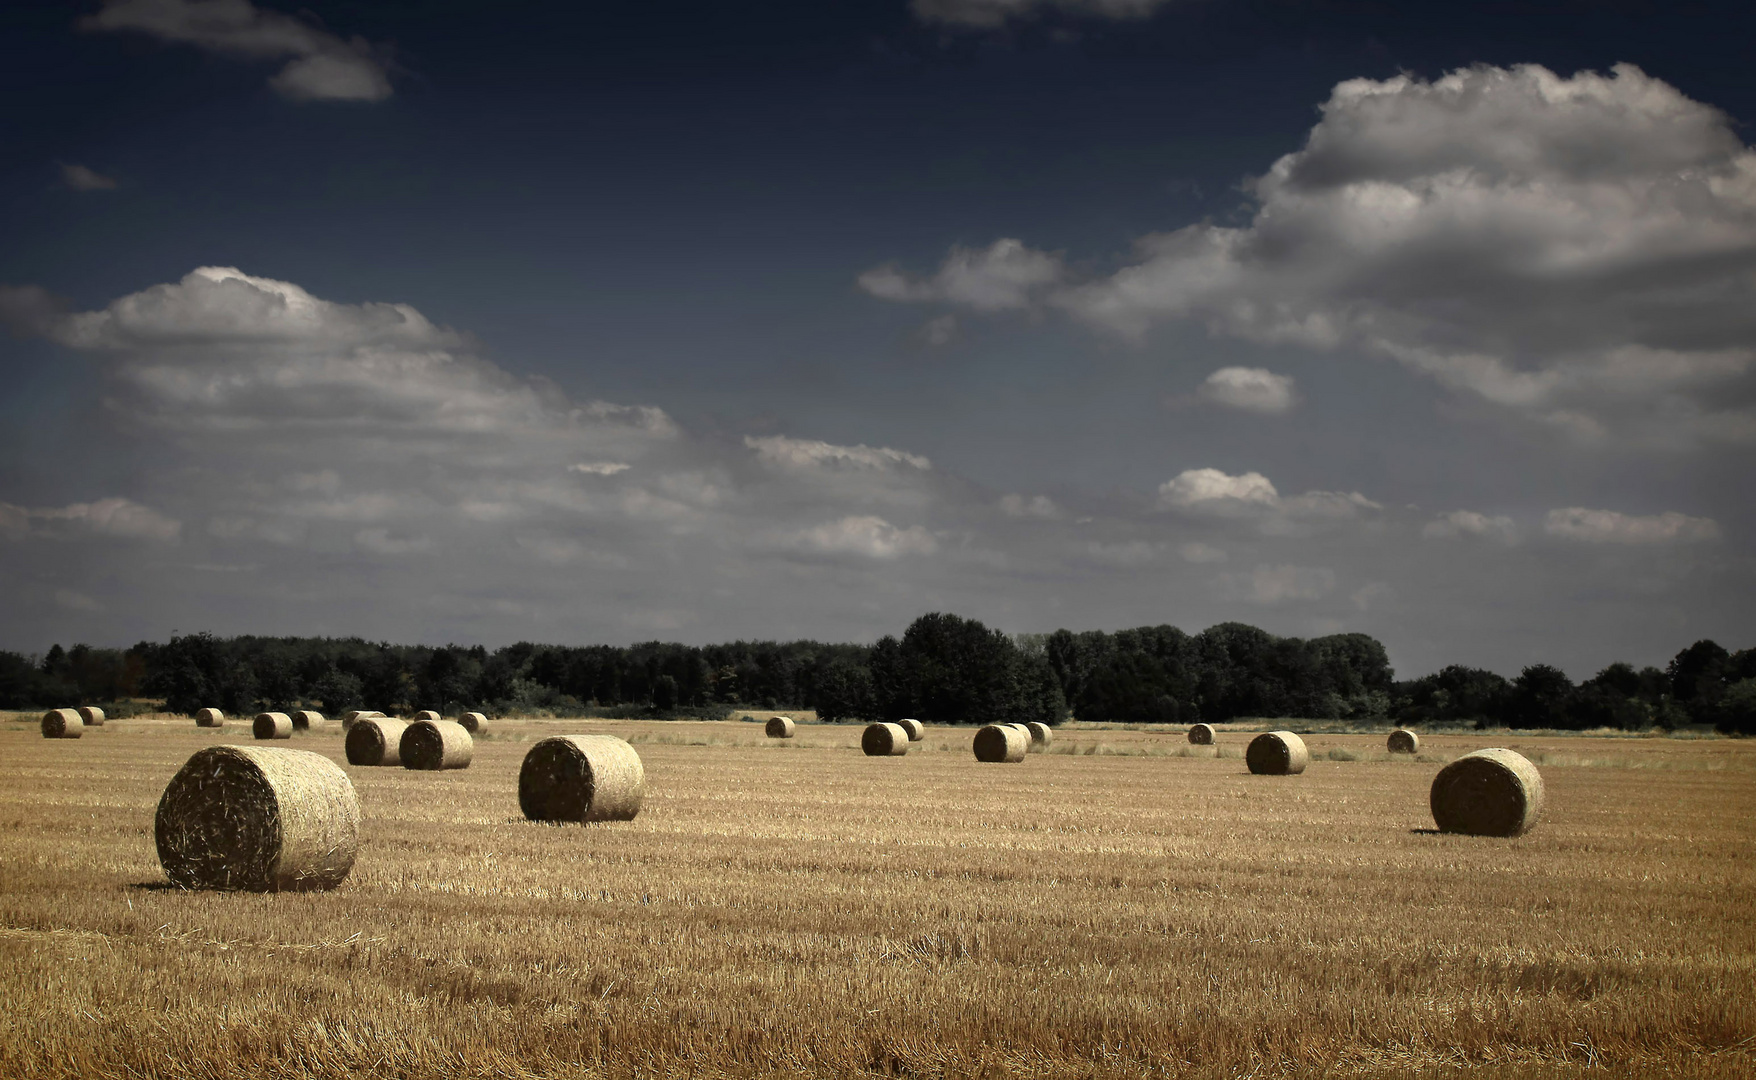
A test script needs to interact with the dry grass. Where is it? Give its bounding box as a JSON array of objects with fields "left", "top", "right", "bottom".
[{"left": 0, "top": 714, "right": 1752, "bottom": 1079}]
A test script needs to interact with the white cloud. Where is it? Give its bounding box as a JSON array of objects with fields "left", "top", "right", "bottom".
[
  {"left": 911, "top": 0, "right": 1175, "bottom": 28},
  {"left": 1424, "top": 510, "right": 1519, "bottom": 543},
  {"left": 82, "top": 0, "right": 392, "bottom": 102},
  {"left": 787, "top": 516, "right": 938, "bottom": 559},
  {"left": 746, "top": 434, "right": 930, "bottom": 472},
  {"left": 999, "top": 493, "right": 1060, "bottom": 518},
  {"left": 60, "top": 163, "right": 118, "bottom": 191},
  {"left": 0, "top": 497, "right": 182, "bottom": 543},
  {"left": 919, "top": 314, "right": 959, "bottom": 347},
  {"left": 1229, "top": 564, "right": 1337, "bottom": 605},
  {"left": 1158, "top": 468, "right": 1280, "bottom": 511},
  {"left": 859, "top": 239, "right": 1064, "bottom": 313},
  {"left": 1196, "top": 367, "right": 1297, "bottom": 414},
  {"left": 570, "top": 462, "right": 631, "bottom": 476},
  {"left": 55, "top": 589, "right": 103, "bottom": 612},
  {"left": 1543, "top": 508, "right": 1721, "bottom": 545},
  {"left": 1178, "top": 542, "right": 1227, "bottom": 564}
]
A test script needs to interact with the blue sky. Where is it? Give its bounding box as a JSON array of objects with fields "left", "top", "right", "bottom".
[{"left": 3, "top": 0, "right": 1754, "bottom": 677}]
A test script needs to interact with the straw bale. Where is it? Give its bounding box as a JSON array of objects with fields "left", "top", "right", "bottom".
[
  {"left": 344, "top": 716, "right": 409, "bottom": 766},
  {"left": 1188, "top": 723, "right": 1215, "bottom": 745},
  {"left": 154, "top": 745, "right": 359, "bottom": 891},
  {"left": 411, "top": 710, "right": 441, "bottom": 722},
  {"left": 1429, "top": 748, "right": 1545, "bottom": 837},
  {"left": 1023, "top": 721, "right": 1053, "bottom": 749},
  {"left": 1388, "top": 728, "right": 1421, "bottom": 754},
  {"left": 253, "top": 712, "right": 293, "bottom": 740},
  {"left": 896, "top": 718, "right": 924, "bottom": 741},
  {"left": 459, "top": 711, "right": 488, "bottom": 734},
  {"left": 973, "top": 724, "right": 1027, "bottom": 763},
  {"left": 196, "top": 708, "right": 225, "bottom": 728},
  {"left": 400, "top": 719, "right": 474, "bottom": 771},
  {"left": 77, "top": 706, "right": 105, "bottom": 726},
  {"left": 1245, "top": 730, "right": 1309, "bottom": 775},
  {"left": 340, "top": 710, "right": 384, "bottom": 731},
  {"left": 41, "top": 709, "right": 83, "bottom": 739},
  {"left": 765, "top": 716, "right": 796, "bottom": 738},
  {"left": 862, "top": 722, "right": 909, "bottom": 756},
  {"left": 519, "top": 735, "right": 646, "bottom": 822},
  {"left": 292, "top": 710, "right": 326, "bottom": 731}
]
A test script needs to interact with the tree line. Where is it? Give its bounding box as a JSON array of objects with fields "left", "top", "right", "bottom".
[{"left": 1, "top": 613, "right": 1750, "bottom": 734}]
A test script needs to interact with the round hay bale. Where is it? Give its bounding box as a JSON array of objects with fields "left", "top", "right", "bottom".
[
  {"left": 154, "top": 745, "right": 359, "bottom": 892},
  {"left": 519, "top": 735, "right": 645, "bottom": 822},
  {"left": 400, "top": 719, "right": 473, "bottom": 771},
  {"left": 1430, "top": 748, "right": 1545, "bottom": 837},
  {"left": 1024, "top": 721, "right": 1053, "bottom": 749},
  {"left": 253, "top": 712, "right": 293, "bottom": 740},
  {"left": 1388, "top": 728, "right": 1421, "bottom": 754},
  {"left": 1188, "top": 723, "right": 1215, "bottom": 745},
  {"left": 765, "top": 716, "right": 796, "bottom": 738},
  {"left": 196, "top": 708, "right": 225, "bottom": 728},
  {"left": 896, "top": 718, "right": 925, "bottom": 742},
  {"left": 292, "top": 710, "right": 326, "bottom": 731},
  {"left": 973, "top": 724, "right": 1027, "bottom": 763},
  {"left": 340, "top": 710, "right": 384, "bottom": 731},
  {"left": 77, "top": 706, "right": 105, "bottom": 726},
  {"left": 41, "top": 709, "right": 83, "bottom": 739},
  {"left": 1245, "top": 731, "right": 1309, "bottom": 775},
  {"left": 344, "top": 716, "right": 409, "bottom": 767},
  {"left": 458, "top": 711, "right": 488, "bottom": 734},
  {"left": 862, "top": 722, "right": 909, "bottom": 756},
  {"left": 411, "top": 709, "right": 441, "bottom": 723}
]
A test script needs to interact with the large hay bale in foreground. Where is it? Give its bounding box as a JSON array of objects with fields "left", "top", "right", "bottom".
[
  {"left": 253, "top": 712, "right": 293, "bottom": 740},
  {"left": 896, "top": 718, "right": 924, "bottom": 742},
  {"left": 411, "top": 710, "right": 441, "bottom": 723},
  {"left": 292, "top": 710, "right": 326, "bottom": 731},
  {"left": 1024, "top": 721, "right": 1053, "bottom": 749},
  {"left": 340, "top": 710, "right": 384, "bottom": 731},
  {"left": 344, "top": 717, "right": 409, "bottom": 766},
  {"left": 973, "top": 724, "right": 1027, "bottom": 763},
  {"left": 155, "top": 745, "right": 359, "bottom": 892},
  {"left": 1388, "top": 728, "right": 1421, "bottom": 754},
  {"left": 42, "top": 709, "right": 83, "bottom": 739},
  {"left": 458, "top": 711, "right": 487, "bottom": 734},
  {"left": 1430, "top": 748, "right": 1545, "bottom": 837},
  {"left": 765, "top": 716, "right": 796, "bottom": 738},
  {"left": 1246, "top": 731, "right": 1309, "bottom": 775},
  {"left": 77, "top": 706, "right": 105, "bottom": 726},
  {"left": 400, "top": 719, "right": 473, "bottom": 771},
  {"left": 1188, "top": 723, "right": 1215, "bottom": 745},
  {"left": 519, "top": 735, "right": 645, "bottom": 822},
  {"left": 196, "top": 708, "right": 225, "bottom": 728},
  {"left": 862, "top": 723, "right": 909, "bottom": 756}
]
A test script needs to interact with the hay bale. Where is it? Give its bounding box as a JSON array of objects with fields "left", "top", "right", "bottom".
[
  {"left": 765, "top": 716, "right": 796, "bottom": 738},
  {"left": 154, "top": 745, "right": 359, "bottom": 891},
  {"left": 1188, "top": 723, "right": 1215, "bottom": 745},
  {"left": 896, "top": 718, "right": 925, "bottom": 742},
  {"left": 253, "top": 712, "right": 293, "bottom": 740},
  {"left": 400, "top": 719, "right": 473, "bottom": 771},
  {"left": 1023, "top": 721, "right": 1053, "bottom": 749},
  {"left": 196, "top": 708, "right": 225, "bottom": 728},
  {"left": 411, "top": 710, "right": 441, "bottom": 722},
  {"left": 519, "top": 735, "right": 645, "bottom": 822},
  {"left": 1245, "top": 731, "right": 1309, "bottom": 775},
  {"left": 41, "top": 709, "right": 83, "bottom": 739},
  {"left": 1388, "top": 728, "right": 1421, "bottom": 754},
  {"left": 862, "top": 722, "right": 909, "bottom": 756},
  {"left": 77, "top": 706, "right": 105, "bottom": 726},
  {"left": 344, "top": 716, "right": 409, "bottom": 766},
  {"left": 340, "top": 710, "right": 384, "bottom": 731},
  {"left": 459, "top": 711, "right": 488, "bottom": 734},
  {"left": 292, "top": 710, "right": 326, "bottom": 731},
  {"left": 973, "top": 724, "right": 1027, "bottom": 763},
  {"left": 1430, "top": 748, "right": 1545, "bottom": 837}
]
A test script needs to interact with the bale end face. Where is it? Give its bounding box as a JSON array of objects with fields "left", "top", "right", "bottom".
[
  {"left": 519, "top": 735, "right": 645, "bottom": 822},
  {"left": 1024, "top": 721, "right": 1053, "bottom": 749},
  {"left": 1246, "top": 731, "right": 1309, "bottom": 775},
  {"left": 400, "top": 719, "right": 474, "bottom": 771},
  {"left": 973, "top": 724, "right": 1027, "bottom": 763},
  {"left": 253, "top": 712, "right": 293, "bottom": 740},
  {"left": 765, "top": 716, "right": 796, "bottom": 738},
  {"left": 896, "top": 718, "right": 925, "bottom": 742},
  {"left": 861, "top": 723, "right": 909, "bottom": 756},
  {"left": 195, "top": 708, "right": 225, "bottom": 728},
  {"left": 1388, "top": 728, "right": 1421, "bottom": 754},
  {"left": 77, "top": 706, "right": 105, "bottom": 726},
  {"left": 459, "top": 712, "right": 488, "bottom": 734},
  {"left": 344, "top": 717, "right": 409, "bottom": 766},
  {"left": 1188, "top": 723, "right": 1215, "bottom": 746},
  {"left": 42, "top": 709, "right": 83, "bottom": 739},
  {"left": 1430, "top": 748, "right": 1544, "bottom": 837}
]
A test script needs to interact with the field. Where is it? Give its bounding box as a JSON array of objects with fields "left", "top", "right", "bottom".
[{"left": 1, "top": 714, "right": 1753, "bottom": 1079}]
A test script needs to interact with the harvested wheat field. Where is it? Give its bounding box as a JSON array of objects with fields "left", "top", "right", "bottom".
[{"left": 0, "top": 713, "right": 1752, "bottom": 1079}]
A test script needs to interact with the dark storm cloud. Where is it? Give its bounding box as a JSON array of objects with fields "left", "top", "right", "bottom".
[{"left": 911, "top": 0, "right": 1178, "bottom": 29}]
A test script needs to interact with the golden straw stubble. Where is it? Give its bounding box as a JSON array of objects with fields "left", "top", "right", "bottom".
[
  {"left": 519, "top": 735, "right": 645, "bottom": 822},
  {"left": 1430, "top": 748, "right": 1545, "bottom": 837}
]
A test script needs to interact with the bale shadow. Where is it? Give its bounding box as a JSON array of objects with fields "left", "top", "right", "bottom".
[
  {"left": 126, "top": 881, "right": 190, "bottom": 892},
  {"left": 1408, "top": 828, "right": 1444, "bottom": 835}
]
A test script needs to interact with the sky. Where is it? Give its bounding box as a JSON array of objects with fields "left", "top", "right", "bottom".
[{"left": 2, "top": 0, "right": 1753, "bottom": 679}]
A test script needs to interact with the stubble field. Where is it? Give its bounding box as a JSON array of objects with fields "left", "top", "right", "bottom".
[{"left": 1, "top": 715, "right": 1753, "bottom": 1079}]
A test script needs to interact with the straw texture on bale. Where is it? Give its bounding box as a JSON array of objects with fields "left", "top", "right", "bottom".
[
  {"left": 196, "top": 708, "right": 225, "bottom": 728},
  {"left": 155, "top": 745, "right": 359, "bottom": 892},
  {"left": 519, "top": 735, "right": 646, "bottom": 822},
  {"left": 896, "top": 718, "right": 925, "bottom": 742},
  {"left": 1024, "top": 721, "right": 1053, "bottom": 749},
  {"left": 77, "top": 706, "right": 105, "bottom": 726},
  {"left": 973, "top": 724, "right": 1027, "bottom": 763},
  {"left": 344, "top": 716, "right": 409, "bottom": 767},
  {"left": 41, "top": 709, "right": 83, "bottom": 739},
  {"left": 1188, "top": 723, "right": 1215, "bottom": 745},
  {"left": 400, "top": 719, "right": 474, "bottom": 771},
  {"left": 765, "top": 716, "right": 796, "bottom": 738},
  {"left": 340, "top": 710, "right": 384, "bottom": 731},
  {"left": 862, "top": 722, "right": 909, "bottom": 756},
  {"left": 292, "top": 710, "right": 325, "bottom": 731},
  {"left": 1246, "top": 731, "right": 1310, "bottom": 775},
  {"left": 1388, "top": 728, "right": 1421, "bottom": 754},
  {"left": 459, "top": 711, "right": 487, "bottom": 734},
  {"left": 253, "top": 712, "right": 293, "bottom": 740},
  {"left": 411, "top": 710, "right": 441, "bottom": 722},
  {"left": 1430, "top": 748, "right": 1545, "bottom": 837}
]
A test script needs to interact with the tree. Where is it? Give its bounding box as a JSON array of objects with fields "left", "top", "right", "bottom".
[
  {"left": 1509, "top": 664, "right": 1576, "bottom": 729},
  {"left": 652, "top": 674, "right": 678, "bottom": 711}
]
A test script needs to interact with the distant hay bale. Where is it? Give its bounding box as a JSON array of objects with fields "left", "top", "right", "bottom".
[
  {"left": 1388, "top": 728, "right": 1421, "bottom": 754},
  {"left": 1188, "top": 723, "right": 1215, "bottom": 745},
  {"left": 459, "top": 711, "right": 488, "bottom": 734},
  {"left": 862, "top": 723, "right": 909, "bottom": 756},
  {"left": 519, "top": 735, "right": 646, "bottom": 822},
  {"left": 1246, "top": 731, "right": 1309, "bottom": 775},
  {"left": 765, "top": 716, "right": 796, "bottom": 738},
  {"left": 196, "top": 708, "right": 225, "bottom": 728},
  {"left": 1024, "top": 721, "right": 1053, "bottom": 749},
  {"left": 77, "top": 706, "right": 105, "bottom": 726},
  {"left": 400, "top": 719, "right": 474, "bottom": 771},
  {"left": 253, "top": 712, "right": 293, "bottom": 740},
  {"left": 344, "top": 716, "right": 409, "bottom": 766},
  {"left": 973, "top": 724, "right": 1027, "bottom": 763},
  {"left": 896, "top": 718, "right": 924, "bottom": 741},
  {"left": 41, "top": 709, "right": 83, "bottom": 739},
  {"left": 292, "top": 710, "right": 326, "bottom": 731},
  {"left": 411, "top": 710, "right": 441, "bottom": 723},
  {"left": 154, "top": 745, "right": 359, "bottom": 892},
  {"left": 340, "top": 710, "right": 384, "bottom": 731},
  {"left": 1430, "top": 748, "right": 1545, "bottom": 837}
]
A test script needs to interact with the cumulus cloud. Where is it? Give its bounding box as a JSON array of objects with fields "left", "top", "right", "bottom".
[
  {"left": 59, "top": 163, "right": 118, "bottom": 191},
  {"left": 1158, "top": 468, "right": 1280, "bottom": 511},
  {"left": 570, "top": 462, "right": 631, "bottom": 476},
  {"left": 859, "top": 239, "right": 1064, "bottom": 313},
  {"left": 1424, "top": 510, "right": 1519, "bottom": 543},
  {"left": 1196, "top": 367, "right": 1296, "bottom": 414},
  {"left": 81, "top": 0, "right": 392, "bottom": 102},
  {"left": 786, "top": 516, "right": 938, "bottom": 559},
  {"left": 911, "top": 0, "right": 1175, "bottom": 28},
  {"left": 1543, "top": 508, "right": 1721, "bottom": 545},
  {"left": 0, "top": 497, "right": 182, "bottom": 543},
  {"left": 746, "top": 435, "right": 930, "bottom": 472}
]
